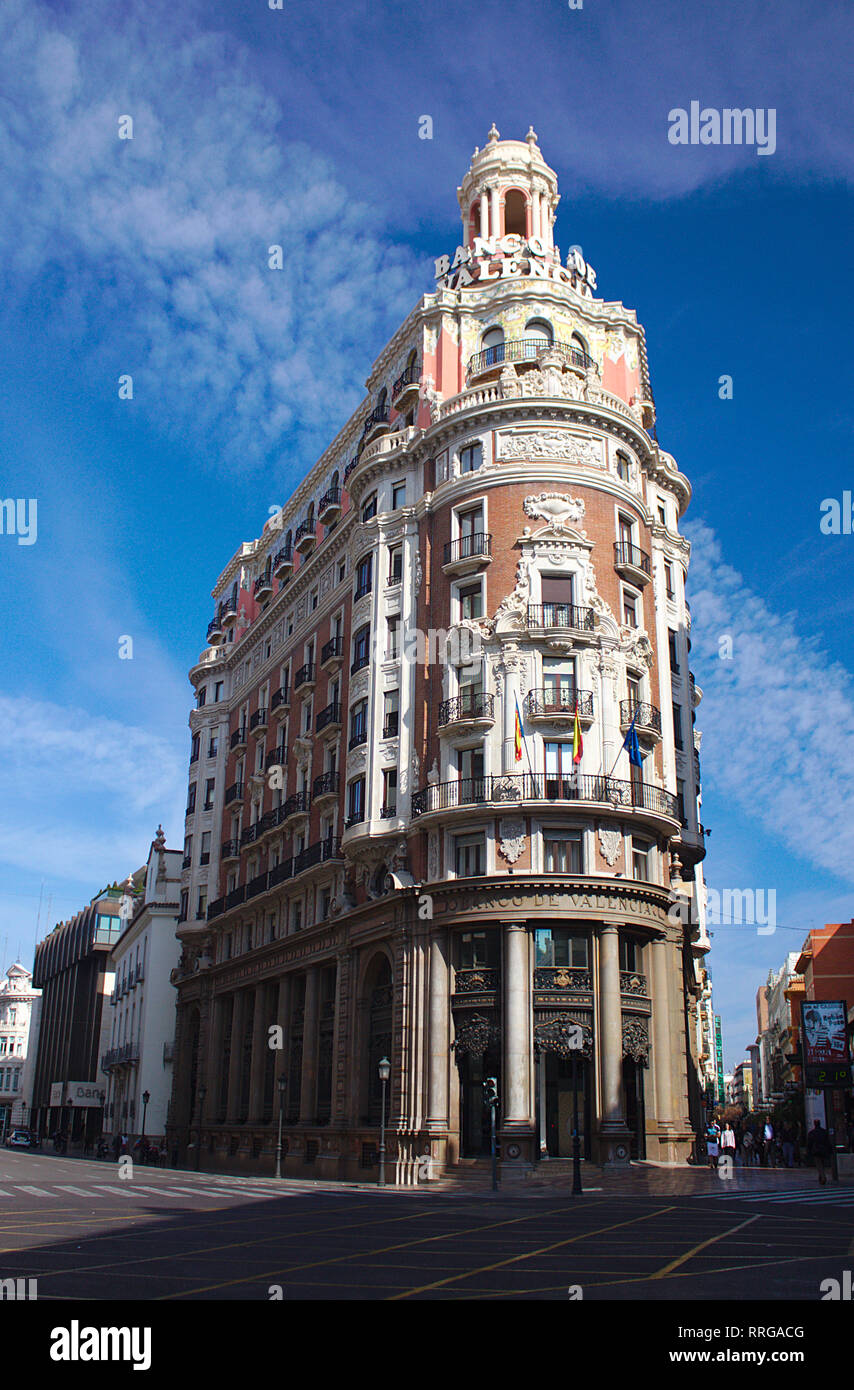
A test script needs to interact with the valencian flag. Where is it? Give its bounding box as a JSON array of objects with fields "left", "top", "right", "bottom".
[
  {"left": 514, "top": 695, "right": 524, "bottom": 762},
  {"left": 623, "top": 707, "right": 643, "bottom": 767},
  {"left": 572, "top": 701, "right": 583, "bottom": 764}
]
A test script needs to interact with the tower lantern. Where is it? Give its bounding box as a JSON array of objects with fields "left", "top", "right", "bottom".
[{"left": 457, "top": 124, "right": 560, "bottom": 254}]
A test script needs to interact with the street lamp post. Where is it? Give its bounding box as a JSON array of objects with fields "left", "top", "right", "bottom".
[
  {"left": 141, "top": 1090, "right": 150, "bottom": 1143},
  {"left": 275, "top": 1075, "right": 287, "bottom": 1179},
  {"left": 196, "top": 1083, "right": 207, "bottom": 1171},
  {"left": 378, "top": 1057, "right": 391, "bottom": 1187},
  {"left": 571, "top": 1054, "right": 583, "bottom": 1195}
]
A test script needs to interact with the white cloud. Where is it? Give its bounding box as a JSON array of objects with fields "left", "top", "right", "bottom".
[{"left": 685, "top": 519, "right": 854, "bottom": 883}]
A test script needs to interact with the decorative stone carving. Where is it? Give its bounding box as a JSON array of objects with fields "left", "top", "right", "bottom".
[
  {"left": 498, "top": 432, "right": 603, "bottom": 468},
  {"left": 533, "top": 1016, "right": 593, "bottom": 1058},
  {"left": 451, "top": 1012, "right": 501, "bottom": 1056},
  {"left": 622, "top": 1018, "right": 650, "bottom": 1064},
  {"left": 526, "top": 495, "right": 587, "bottom": 539},
  {"left": 598, "top": 827, "right": 623, "bottom": 867},
  {"left": 622, "top": 633, "right": 654, "bottom": 670},
  {"left": 414, "top": 550, "right": 423, "bottom": 592},
  {"left": 427, "top": 832, "right": 440, "bottom": 882},
  {"left": 494, "top": 558, "right": 533, "bottom": 631},
  {"left": 498, "top": 817, "right": 526, "bottom": 864},
  {"left": 427, "top": 758, "right": 439, "bottom": 785},
  {"left": 498, "top": 363, "right": 521, "bottom": 399}
]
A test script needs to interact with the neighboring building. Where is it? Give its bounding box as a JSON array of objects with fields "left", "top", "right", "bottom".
[
  {"left": 168, "top": 126, "right": 709, "bottom": 1179},
  {"left": 795, "top": 920, "right": 854, "bottom": 1136},
  {"left": 723, "top": 1073, "right": 736, "bottom": 1106},
  {"left": 693, "top": 963, "right": 717, "bottom": 1100},
  {"left": 30, "top": 877, "right": 142, "bottom": 1143},
  {"left": 714, "top": 1015, "right": 725, "bottom": 1105},
  {"left": 733, "top": 1060, "right": 753, "bottom": 1112},
  {"left": 753, "top": 983, "right": 771, "bottom": 1105},
  {"left": 102, "top": 829, "right": 182, "bottom": 1146},
  {"left": 0, "top": 964, "right": 40, "bottom": 1136},
  {"left": 758, "top": 953, "right": 804, "bottom": 1103}
]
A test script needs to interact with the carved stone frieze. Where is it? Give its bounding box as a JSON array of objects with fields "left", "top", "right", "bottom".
[
  {"left": 498, "top": 816, "right": 526, "bottom": 864},
  {"left": 523, "top": 492, "right": 587, "bottom": 533},
  {"left": 498, "top": 431, "right": 603, "bottom": 468},
  {"left": 622, "top": 1017, "right": 650, "bottom": 1064},
  {"left": 451, "top": 1012, "right": 501, "bottom": 1056},
  {"left": 533, "top": 1015, "right": 593, "bottom": 1058},
  {"left": 598, "top": 827, "right": 623, "bottom": 867}
]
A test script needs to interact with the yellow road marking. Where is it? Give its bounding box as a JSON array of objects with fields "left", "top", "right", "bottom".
[
  {"left": 388, "top": 1204, "right": 672, "bottom": 1300},
  {"left": 648, "top": 1214, "right": 760, "bottom": 1278}
]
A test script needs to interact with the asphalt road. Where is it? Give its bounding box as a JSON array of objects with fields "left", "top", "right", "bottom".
[{"left": 0, "top": 1150, "right": 852, "bottom": 1301}]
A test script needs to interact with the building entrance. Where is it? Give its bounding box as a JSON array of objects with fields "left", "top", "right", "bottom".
[
  {"left": 458, "top": 1048, "right": 501, "bottom": 1157},
  {"left": 622, "top": 1057, "right": 646, "bottom": 1158},
  {"left": 538, "top": 1053, "right": 591, "bottom": 1159}
]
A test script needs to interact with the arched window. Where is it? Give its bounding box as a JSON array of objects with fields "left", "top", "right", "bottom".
[
  {"left": 525, "top": 318, "right": 553, "bottom": 345},
  {"left": 330, "top": 469, "right": 339, "bottom": 490},
  {"left": 378, "top": 387, "right": 387, "bottom": 413},
  {"left": 481, "top": 325, "right": 505, "bottom": 368},
  {"left": 571, "top": 333, "right": 590, "bottom": 367},
  {"left": 504, "top": 188, "right": 527, "bottom": 238}
]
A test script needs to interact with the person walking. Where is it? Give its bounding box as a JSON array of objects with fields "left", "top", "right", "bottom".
[
  {"left": 742, "top": 1128, "right": 755, "bottom": 1166},
  {"left": 806, "top": 1118, "right": 832, "bottom": 1185},
  {"left": 721, "top": 1124, "right": 736, "bottom": 1163},
  {"left": 764, "top": 1120, "right": 775, "bottom": 1167},
  {"left": 705, "top": 1119, "right": 720, "bottom": 1170}
]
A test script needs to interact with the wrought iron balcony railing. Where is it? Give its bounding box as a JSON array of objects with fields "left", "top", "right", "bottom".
[
  {"left": 411, "top": 772, "right": 677, "bottom": 820},
  {"left": 321, "top": 635, "right": 344, "bottom": 665},
  {"left": 224, "top": 781, "right": 244, "bottom": 805},
  {"left": 438, "top": 691, "right": 495, "bottom": 726},
  {"left": 467, "top": 338, "right": 597, "bottom": 378},
  {"left": 527, "top": 603, "right": 595, "bottom": 633},
  {"left": 525, "top": 688, "right": 594, "bottom": 719},
  {"left": 393, "top": 361, "right": 419, "bottom": 399},
  {"left": 294, "top": 662, "right": 315, "bottom": 690},
  {"left": 614, "top": 541, "right": 652, "bottom": 576},
  {"left": 230, "top": 726, "right": 247, "bottom": 749},
  {"left": 619, "top": 700, "right": 662, "bottom": 734},
  {"left": 312, "top": 771, "right": 340, "bottom": 800},
  {"left": 443, "top": 532, "right": 492, "bottom": 566}
]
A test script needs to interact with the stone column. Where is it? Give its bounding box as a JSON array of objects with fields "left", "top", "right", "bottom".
[
  {"left": 225, "top": 991, "right": 245, "bottom": 1123},
  {"left": 205, "top": 992, "right": 226, "bottom": 1119},
  {"left": 273, "top": 976, "right": 291, "bottom": 1094},
  {"left": 425, "top": 932, "right": 449, "bottom": 1132},
  {"left": 298, "top": 967, "right": 320, "bottom": 1124},
  {"left": 490, "top": 185, "right": 500, "bottom": 240},
  {"left": 479, "top": 191, "right": 489, "bottom": 240},
  {"left": 599, "top": 925, "right": 630, "bottom": 1161},
  {"left": 247, "top": 984, "right": 270, "bottom": 1124},
  {"left": 531, "top": 189, "right": 541, "bottom": 241},
  {"left": 501, "top": 923, "right": 534, "bottom": 1170}
]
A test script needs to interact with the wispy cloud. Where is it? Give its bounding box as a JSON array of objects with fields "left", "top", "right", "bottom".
[{"left": 685, "top": 519, "right": 854, "bottom": 883}]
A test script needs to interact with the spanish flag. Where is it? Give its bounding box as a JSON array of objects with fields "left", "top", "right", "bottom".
[
  {"left": 514, "top": 695, "right": 524, "bottom": 762},
  {"left": 572, "top": 701, "right": 583, "bottom": 764}
]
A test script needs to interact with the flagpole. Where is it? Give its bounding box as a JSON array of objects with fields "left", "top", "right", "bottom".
[
  {"left": 514, "top": 693, "right": 537, "bottom": 785},
  {"left": 608, "top": 706, "right": 640, "bottom": 779}
]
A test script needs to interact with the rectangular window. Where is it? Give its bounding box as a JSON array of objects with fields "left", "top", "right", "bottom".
[
  {"left": 459, "top": 443, "right": 482, "bottom": 473},
  {"left": 383, "top": 689, "right": 399, "bottom": 739},
  {"left": 668, "top": 629, "right": 680, "bottom": 673},
  {"left": 455, "top": 834, "right": 485, "bottom": 877},
  {"left": 355, "top": 553, "right": 373, "bottom": 599},
  {"left": 676, "top": 778, "right": 687, "bottom": 825},
  {"left": 197, "top": 888, "right": 207, "bottom": 918},
  {"left": 620, "top": 937, "right": 642, "bottom": 972},
  {"left": 208, "top": 733, "right": 219, "bottom": 757},
  {"left": 190, "top": 733, "right": 200, "bottom": 763},
  {"left": 352, "top": 623, "right": 371, "bottom": 672},
  {"left": 204, "top": 777, "right": 215, "bottom": 810},
  {"left": 291, "top": 901, "right": 303, "bottom": 933},
  {"left": 544, "top": 742, "right": 576, "bottom": 799},
  {"left": 672, "top": 702, "right": 684, "bottom": 750},
  {"left": 458, "top": 582, "right": 483, "bottom": 620},
  {"left": 350, "top": 699, "right": 368, "bottom": 747},
  {"left": 382, "top": 768, "right": 398, "bottom": 816},
  {"left": 197, "top": 687, "right": 207, "bottom": 708},
  {"left": 543, "top": 831, "right": 582, "bottom": 873},
  {"left": 543, "top": 659, "right": 577, "bottom": 707},
  {"left": 200, "top": 831, "right": 211, "bottom": 865},
  {"left": 387, "top": 615, "right": 400, "bottom": 660},
  {"left": 632, "top": 837, "right": 652, "bottom": 881},
  {"left": 459, "top": 930, "right": 499, "bottom": 969},
  {"left": 214, "top": 680, "right": 224, "bottom": 701},
  {"left": 664, "top": 561, "right": 674, "bottom": 599},
  {"left": 535, "top": 928, "right": 588, "bottom": 968},
  {"left": 623, "top": 590, "right": 638, "bottom": 628},
  {"left": 458, "top": 746, "right": 484, "bottom": 795},
  {"left": 187, "top": 783, "right": 197, "bottom": 814},
  {"left": 616, "top": 453, "right": 630, "bottom": 483},
  {"left": 362, "top": 493, "right": 377, "bottom": 522},
  {"left": 348, "top": 777, "right": 366, "bottom": 825},
  {"left": 388, "top": 546, "right": 403, "bottom": 583},
  {"left": 392, "top": 481, "right": 406, "bottom": 509}
]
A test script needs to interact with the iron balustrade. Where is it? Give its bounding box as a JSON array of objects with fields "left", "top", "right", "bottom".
[
  {"left": 351, "top": 651, "right": 371, "bottom": 674},
  {"left": 467, "top": 338, "right": 597, "bottom": 378},
  {"left": 443, "top": 532, "right": 492, "bottom": 566},
  {"left": 349, "top": 728, "right": 368, "bottom": 750},
  {"left": 221, "top": 595, "right": 238, "bottom": 619},
  {"left": 220, "top": 839, "right": 239, "bottom": 859},
  {"left": 246, "top": 871, "right": 269, "bottom": 900},
  {"left": 249, "top": 707, "right": 268, "bottom": 731},
  {"left": 619, "top": 700, "right": 662, "bottom": 734},
  {"left": 382, "top": 716, "right": 399, "bottom": 739},
  {"left": 271, "top": 685, "right": 289, "bottom": 711},
  {"left": 354, "top": 580, "right": 372, "bottom": 602},
  {"left": 316, "top": 701, "right": 341, "bottom": 732},
  {"left": 294, "top": 662, "right": 314, "bottom": 689},
  {"left": 240, "top": 823, "right": 260, "bottom": 846},
  {"left": 321, "top": 635, "right": 343, "bottom": 664},
  {"left": 438, "top": 691, "right": 496, "bottom": 726},
  {"left": 230, "top": 727, "right": 247, "bottom": 749},
  {"left": 613, "top": 541, "right": 651, "bottom": 575},
  {"left": 224, "top": 782, "right": 244, "bottom": 805},
  {"left": 182, "top": 855, "right": 192, "bottom": 869},
  {"left": 527, "top": 603, "right": 595, "bottom": 632},
  {"left": 393, "top": 361, "right": 419, "bottom": 399},
  {"left": 294, "top": 518, "right": 315, "bottom": 544},
  {"left": 207, "top": 616, "right": 223, "bottom": 641},
  {"left": 525, "top": 688, "right": 594, "bottom": 719},
  {"left": 225, "top": 885, "right": 246, "bottom": 909},
  {"left": 312, "top": 770, "right": 340, "bottom": 799},
  {"left": 273, "top": 546, "right": 293, "bottom": 572},
  {"left": 282, "top": 790, "right": 310, "bottom": 818},
  {"left": 319, "top": 486, "right": 342, "bottom": 514},
  {"left": 266, "top": 745, "right": 287, "bottom": 769},
  {"left": 269, "top": 860, "right": 294, "bottom": 887},
  {"left": 207, "top": 897, "right": 224, "bottom": 920},
  {"left": 411, "top": 773, "right": 677, "bottom": 819},
  {"left": 254, "top": 573, "right": 273, "bottom": 597},
  {"left": 293, "top": 836, "right": 341, "bottom": 875},
  {"left": 380, "top": 804, "right": 398, "bottom": 819},
  {"left": 362, "top": 402, "right": 389, "bottom": 435},
  {"left": 343, "top": 456, "right": 359, "bottom": 482}
]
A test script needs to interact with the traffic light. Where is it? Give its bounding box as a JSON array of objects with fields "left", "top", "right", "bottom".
[{"left": 483, "top": 1077, "right": 498, "bottom": 1108}]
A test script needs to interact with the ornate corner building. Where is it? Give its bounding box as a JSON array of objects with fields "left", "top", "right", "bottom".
[{"left": 168, "top": 127, "right": 710, "bottom": 1180}]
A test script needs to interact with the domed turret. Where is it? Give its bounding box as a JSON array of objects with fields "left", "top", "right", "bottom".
[{"left": 457, "top": 124, "right": 560, "bottom": 253}]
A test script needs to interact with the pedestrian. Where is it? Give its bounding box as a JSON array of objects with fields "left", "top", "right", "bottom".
[
  {"left": 742, "top": 1129, "right": 754, "bottom": 1167},
  {"left": 705, "top": 1119, "right": 720, "bottom": 1170},
  {"left": 764, "top": 1120, "right": 775, "bottom": 1167},
  {"left": 721, "top": 1124, "right": 736, "bottom": 1160},
  {"left": 806, "top": 1118, "right": 831, "bottom": 1185}
]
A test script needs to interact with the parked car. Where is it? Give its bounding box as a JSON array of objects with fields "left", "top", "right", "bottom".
[{"left": 6, "top": 1130, "right": 34, "bottom": 1149}]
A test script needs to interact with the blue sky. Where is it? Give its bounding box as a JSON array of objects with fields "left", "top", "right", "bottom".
[{"left": 1, "top": 0, "right": 852, "bottom": 1069}]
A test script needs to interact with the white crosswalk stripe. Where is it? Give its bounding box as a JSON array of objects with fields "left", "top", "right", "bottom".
[
  {"left": 0, "top": 1179, "right": 299, "bottom": 1203},
  {"left": 57, "top": 1186, "right": 97, "bottom": 1196},
  {"left": 92, "top": 1185, "right": 137, "bottom": 1196},
  {"left": 696, "top": 1185, "right": 854, "bottom": 1203},
  {"left": 15, "top": 1185, "right": 53, "bottom": 1196}
]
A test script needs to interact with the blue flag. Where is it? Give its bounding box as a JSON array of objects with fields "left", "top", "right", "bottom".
[{"left": 623, "top": 711, "right": 643, "bottom": 768}]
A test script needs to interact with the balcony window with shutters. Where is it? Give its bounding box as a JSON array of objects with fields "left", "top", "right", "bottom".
[
  {"left": 543, "top": 658, "right": 576, "bottom": 706},
  {"left": 544, "top": 742, "right": 575, "bottom": 799},
  {"left": 541, "top": 573, "right": 575, "bottom": 625},
  {"left": 392, "top": 480, "right": 406, "bottom": 509},
  {"left": 208, "top": 733, "right": 219, "bottom": 757},
  {"left": 458, "top": 746, "right": 484, "bottom": 795},
  {"left": 200, "top": 831, "right": 211, "bottom": 866},
  {"left": 348, "top": 776, "right": 366, "bottom": 825},
  {"left": 382, "top": 768, "right": 398, "bottom": 816},
  {"left": 632, "top": 837, "right": 652, "bottom": 881},
  {"left": 355, "top": 553, "right": 373, "bottom": 600},
  {"left": 388, "top": 545, "right": 402, "bottom": 584},
  {"left": 672, "top": 702, "right": 684, "bottom": 750},
  {"left": 622, "top": 590, "right": 639, "bottom": 628},
  {"left": 535, "top": 928, "right": 588, "bottom": 968},
  {"left": 459, "top": 582, "right": 483, "bottom": 621},
  {"left": 203, "top": 778, "right": 215, "bottom": 810},
  {"left": 543, "top": 830, "right": 583, "bottom": 873},
  {"left": 618, "top": 514, "right": 634, "bottom": 550},
  {"left": 459, "top": 443, "right": 483, "bottom": 474},
  {"left": 383, "top": 689, "right": 399, "bottom": 739},
  {"left": 362, "top": 493, "right": 377, "bottom": 522},
  {"left": 387, "top": 615, "right": 400, "bottom": 660},
  {"left": 455, "top": 834, "right": 485, "bottom": 877},
  {"left": 350, "top": 699, "right": 368, "bottom": 747},
  {"left": 458, "top": 504, "right": 484, "bottom": 551},
  {"left": 352, "top": 623, "right": 371, "bottom": 673}
]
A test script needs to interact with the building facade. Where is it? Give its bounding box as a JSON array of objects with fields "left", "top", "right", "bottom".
[
  {"left": 168, "top": 127, "right": 709, "bottom": 1179},
  {"left": 733, "top": 1061, "right": 753, "bottom": 1112},
  {"left": 0, "top": 964, "right": 40, "bottom": 1135},
  {"left": 795, "top": 921, "right": 854, "bottom": 1136},
  {"left": 102, "top": 831, "right": 181, "bottom": 1146}
]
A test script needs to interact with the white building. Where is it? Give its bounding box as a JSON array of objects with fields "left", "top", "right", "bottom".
[
  {"left": 0, "top": 964, "right": 41, "bottom": 1134},
  {"left": 102, "top": 830, "right": 182, "bottom": 1144}
]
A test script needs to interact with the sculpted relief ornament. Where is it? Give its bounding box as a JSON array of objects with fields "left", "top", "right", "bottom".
[
  {"left": 597, "top": 827, "right": 623, "bottom": 867},
  {"left": 523, "top": 492, "right": 586, "bottom": 533},
  {"left": 498, "top": 817, "right": 526, "bottom": 865},
  {"left": 498, "top": 432, "right": 603, "bottom": 468}
]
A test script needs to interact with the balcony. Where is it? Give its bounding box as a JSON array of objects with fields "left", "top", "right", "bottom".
[
  {"left": 230, "top": 726, "right": 248, "bottom": 752},
  {"left": 265, "top": 744, "right": 287, "bottom": 770},
  {"left": 249, "top": 706, "right": 268, "bottom": 735},
  {"left": 272, "top": 545, "right": 294, "bottom": 579},
  {"left": 293, "top": 835, "right": 342, "bottom": 877},
  {"left": 245, "top": 870, "right": 270, "bottom": 901},
  {"left": 354, "top": 579, "right": 372, "bottom": 603},
  {"left": 255, "top": 808, "right": 279, "bottom": 840},
  {"left": 438, "top": 691, "right": 496, "bottom": 731},
  {"left": 294, "top": 517, "right": 316, "bottom": 555},
  {"left": 411, "top": 772, "right": 678, "bottom": 823},
  {"left": 221, "top": 593, "right": 238, "bottom": 629},
  {"left": 318, "top": 486, "right": 342, "bottom": 524},
  {"left": 312, "top": 770, "right": 340, "bottom": 804},
  {"left": 271, "top": 685, "right": 290, "bottom": 717},
  {"left": 224, "top": 781, "right": 244, "bottom": 805},
  {"left": 467, "top": 338, "right": 598, "bottom": 381},
  {"left": 349, "top": 727, "right": 368, "bottom": 751},
  {"left": 254, "top": 571, "right": 273, "bottom": 603},
  {"left": 382, "top": 716, "right": 399, "bottom": 740},
  {"left": 294, "top": 661, "right": 315, "bottom": 692},
  {"left": 525, "top": 688, "right": 595, "bottom": 725},
  {"left": 182, "top": 854, "right": 192, "bottom": 870},
  {"left": 361, "top": 401, "right": 390, "bottom": 444},
  {"left": 269, "top": 859, "right": 294, "bottom": 888},
  {"left": 207, "top": 613, "right": 224, "bottom": 646},
  {"left": 380, "top": 803, "right": 398, "bottom": 819},
  {"left": 316, "top": 701, "right": 342, "bottom": 734},
  {"left": 281, "top": 790, "right": 310, "bottom": 826},
  {"left": 207, "top": 897, "right": 225, "bottom": 921},
  {"left": 442, "top": 532, "right": 492, "bottom": 577},
  {"left": 351, "top": 650, "right": 371, "bottom": 676},
  {"left": 392, "top": 360, "right": 420, "bottom": 407},
  {"left": 614, "top": 541, "right": 651, "bottom": 587},
  {"left": 343, "top": 456, "right": 359, "bottom": 487},
  {"left": 321, "top": 635, "right": 344, "bottom": 670},
  {"left": 527, "top": 603, "right": 595, "bottom": 636},
  {"left": 619, "top": 700, "right": 662, "bottom": 742},
  {"left": 220, "top": 838, "right": 240, "bottom": 861},
  {"left": 240, "top": 822, "right": 261, "bottom": 847},
  {"left": 225, "top": 885, "right": 246, "bottom": 910}
]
